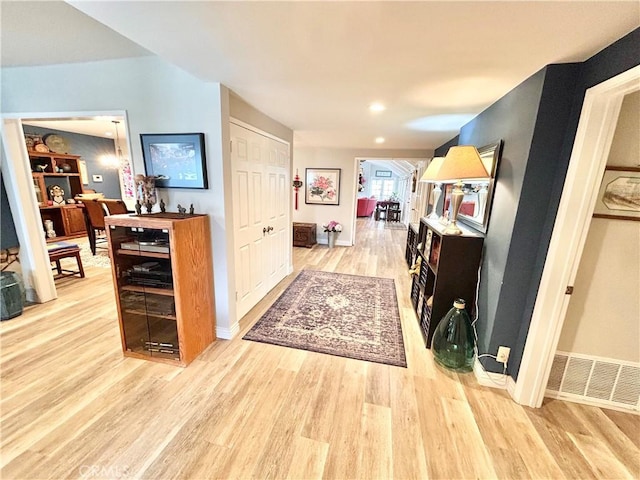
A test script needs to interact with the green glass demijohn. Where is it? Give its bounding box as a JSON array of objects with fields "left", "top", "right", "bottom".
[{"left": 432, "top": 298, "right": 474, "bottom": 372}]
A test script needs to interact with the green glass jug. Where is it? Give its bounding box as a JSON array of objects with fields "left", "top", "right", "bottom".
[{"left": 432, "top": 298, "right": 474, "bottom": 372}]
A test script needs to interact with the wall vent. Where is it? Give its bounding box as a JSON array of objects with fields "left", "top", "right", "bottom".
[{"left": 546, "top": 352, "right": 639, "bottom": 411}]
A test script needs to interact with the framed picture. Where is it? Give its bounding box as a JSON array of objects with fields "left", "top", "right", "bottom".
[
  {"left": 140, "top": 133, "right": 208, "bottom": 189},
  {"left": 305, "top": 168, "right": 341, "bottom": 205},
  {"left": 593, "top": 167, "right": 640, "bottom": 221},
  {"left": 376, "top": 170, "right": 392, "bottom": 177}
]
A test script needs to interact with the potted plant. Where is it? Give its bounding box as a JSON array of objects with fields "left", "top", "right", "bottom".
[{"left": 323, "top": 220, "right": 342, "bottom": 248}]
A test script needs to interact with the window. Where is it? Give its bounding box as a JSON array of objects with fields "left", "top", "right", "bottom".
[
  {"left": 370, "top": 179, "right": 383, "bottom": 198},
  {"left": 371, "top": 179, "right": 395, "bottom": 199},
  {"left": 382, "top": 180, "right": 394, "bottom": 198}
]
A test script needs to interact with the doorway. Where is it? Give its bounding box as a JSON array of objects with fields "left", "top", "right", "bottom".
[
  {"left": 513, "top": 65, "right": 640, "bottom": 408},
  {"left": 353, "top": 157, "right": 426, "bottom": 244},
  {"left": 1, "top": 111, "right": 132, "bottom": 303}
]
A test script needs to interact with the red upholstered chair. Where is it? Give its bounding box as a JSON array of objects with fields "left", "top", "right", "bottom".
[{"left": 357, "top": 197, "right": 377, "bottom": 217}]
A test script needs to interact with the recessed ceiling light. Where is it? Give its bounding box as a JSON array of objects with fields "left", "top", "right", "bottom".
[
  {"left": 375, "top": 137, "right": 385, "bottom": 144},
  {"left": 105, "top": 132, "right": 113, "bottom": 136},
  {"left": 369, "top": 103, "right": 386, "bottom": 113}
]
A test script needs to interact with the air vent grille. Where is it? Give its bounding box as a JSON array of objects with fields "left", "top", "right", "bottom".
[{"left": 546, "top": 352, "right": 639, "bottom": 411}]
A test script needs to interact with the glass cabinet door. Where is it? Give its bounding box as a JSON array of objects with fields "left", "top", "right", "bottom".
[{"left": 109, "top": 225, "right": 179, "bottom": 361}]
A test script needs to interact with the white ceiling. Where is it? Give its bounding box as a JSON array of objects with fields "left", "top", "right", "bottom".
[{"left": 3, "top": 1, "right": 639, "bottom": 150}]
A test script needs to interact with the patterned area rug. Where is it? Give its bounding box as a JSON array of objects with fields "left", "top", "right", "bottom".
[
  {"left": 243, "top": 270, "right": 407, "bottom": 367},
  {"left": 384, "top": 222, "right": 408, "bottom": 230},
  {"left": 79, "top": 242, "right": 111, "bottom": 269}
]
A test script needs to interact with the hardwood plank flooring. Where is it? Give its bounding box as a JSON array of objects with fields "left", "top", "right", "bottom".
[{"left": 1, "top": 218, "right": 638, "bottom": 479}]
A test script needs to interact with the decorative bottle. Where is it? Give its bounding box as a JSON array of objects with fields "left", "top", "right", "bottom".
[{"left": 432, "top": 298, "right": 474, "bottom": 372}]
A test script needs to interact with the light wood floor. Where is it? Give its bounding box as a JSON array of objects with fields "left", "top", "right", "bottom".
[{"left": 1, "top": 218, "right": 638, "bottom": 479}]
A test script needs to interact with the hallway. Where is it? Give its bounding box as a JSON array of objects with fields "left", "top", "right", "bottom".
[{"left": 1, "top": 218, "right": 637, "bottom": 479}]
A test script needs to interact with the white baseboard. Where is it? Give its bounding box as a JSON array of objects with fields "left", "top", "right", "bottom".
[
  {"left": 318, "top": 239, "right": 351, "bottom": 246},
  {"left": 217, "top": 321, "right": 240, "bottom": 340},
  {"left": 473, "top": 357, "right": 509, "bottom": 389}
]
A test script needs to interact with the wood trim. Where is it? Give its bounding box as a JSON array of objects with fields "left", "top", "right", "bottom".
[
  {"left": 605, "top": 165, "right": 640, "bottom": 172},
  {"left": 593, "top": 213, "right": 640, "bottom": 222}
]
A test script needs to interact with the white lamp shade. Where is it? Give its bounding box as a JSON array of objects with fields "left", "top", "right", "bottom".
[
  {"left": 421, "top": 146, "right": 489, "bottom": 182},
  {"left": 419, "top": 157, "right": 446, "bottom": 183}
]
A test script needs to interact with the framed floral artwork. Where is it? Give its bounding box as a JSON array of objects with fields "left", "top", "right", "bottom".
[{"left": 305, "top": 168, "right": 341, "bottom": 205}]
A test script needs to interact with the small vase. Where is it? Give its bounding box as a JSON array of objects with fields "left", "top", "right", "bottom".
[{"left": 327, "top": 231, "right": 337, "bottom": 248}]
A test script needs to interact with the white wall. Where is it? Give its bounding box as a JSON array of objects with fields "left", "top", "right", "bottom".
[
  {"left": 1, "top": 57, "right": 236, "bottom": 337},
  {"left": 557, "top": 91, "right": 640, "bottom": 362},
  {"left": 293, "top": 147, "right": 429, "bottom": 245}
]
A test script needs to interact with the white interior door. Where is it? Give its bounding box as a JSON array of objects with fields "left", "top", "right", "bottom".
[{"left": 231, "top": 122, "right": 290, "bottom": 320}]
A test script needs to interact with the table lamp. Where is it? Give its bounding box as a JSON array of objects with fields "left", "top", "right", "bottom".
[
  {"left": 420, "top": 157, "right": 445, "bottom": 219},
  {"left": 420, "top": 146, "right": 489, "bottom": 235}
]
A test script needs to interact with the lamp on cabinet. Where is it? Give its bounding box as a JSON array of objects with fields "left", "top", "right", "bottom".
[
  {"left": 420, "top": 157, "right": 445, "bottom": 220},
  {"left": 419, "top": 146, "right": 489, "bottom": 235}
]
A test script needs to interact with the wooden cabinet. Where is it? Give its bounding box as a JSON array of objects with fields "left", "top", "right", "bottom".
[
  {"left": 293, "top": 222, "right": 317, "bottom": 248},
  {"left": 405, "top": 222, "right": 419, "bottom": 266},
  {"left": 411, "top": 217, "right": 484, "bottom": 348},
  {"left": 39, "top": 205, "right": 87, "bottom": 240},
  {"left": 62, "top": 205, "right": 87, "bottom": 235},
  {"left": 105, "top": 213, "right": 216, "bottom": 366},
  {"left": 29, "top": 152, "right": 86, "bottom": 241}
]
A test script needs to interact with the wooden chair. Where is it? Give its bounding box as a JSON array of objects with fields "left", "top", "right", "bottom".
[
  {"left": 83, "top": 200, "right": 108, "bottom": 255},
  {"left": 387, "top": 203, "right": 402, "bottom": 222},
  {"left": 375, "top": 203, "right": 388, "bottom": 221},
  {"left": 100, "top": 199, "right": 129, "bottom": 215}
]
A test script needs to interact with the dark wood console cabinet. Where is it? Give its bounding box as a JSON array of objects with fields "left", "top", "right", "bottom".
[{"left": 410, "top": 217, "right": 484, "bottom": 348}]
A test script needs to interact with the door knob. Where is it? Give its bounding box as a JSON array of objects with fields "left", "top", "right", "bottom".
[
  {"left": 267, "top": 226, "right": 274, "bottom": 232},
  {"left": 263, "top": 227, "right": 267, "bottom": 235}
]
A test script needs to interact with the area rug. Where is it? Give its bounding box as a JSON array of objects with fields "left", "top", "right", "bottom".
[
  {"left": 384, "top": 222, "right": 408, "bottom": 230},
  {"left": 243, "top": 270, "right": 407, "bottom": 367},
  {"left": 79, "top": 242, "right": 111, "bottom": 269}
]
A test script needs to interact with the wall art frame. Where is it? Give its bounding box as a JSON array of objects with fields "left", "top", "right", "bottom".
[
  {"left": 305, "top": 168, "right": 341, "bottom": 205},
  {"left": 140, "top": 133, "right": 208, "bottom": 189},
  {"left": 592, "top": 166, "right": 640, "bottom": 221}
]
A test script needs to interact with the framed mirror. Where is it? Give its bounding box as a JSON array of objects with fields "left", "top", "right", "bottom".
[{"left": 452, "top": 140, "right": 503, "bottom": 233}]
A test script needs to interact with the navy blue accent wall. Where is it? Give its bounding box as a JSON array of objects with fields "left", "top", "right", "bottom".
[
  {"left": 434, "top": 135, "right": 458, "bottom": 157},
  {"left": 23, "top": 126, "right": 121, "bottom": 199},
  {"left": 1, "top": 173, "right": 19, "bottom": 250},
  {"left": 510, "top": 28, "right": 640, "bottom": 378},
  {"left": 456, "top": 67, "right": 551, "bottom": 374},
  {"left": 436, "top": 27, "right": 640, "bottom": 378}
]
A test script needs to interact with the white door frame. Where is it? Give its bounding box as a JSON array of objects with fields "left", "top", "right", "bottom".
[{"left": 512, "top": 65, "right": 640, "bottom": 407}]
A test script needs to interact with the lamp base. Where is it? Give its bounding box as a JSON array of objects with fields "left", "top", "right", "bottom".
[{"left": 444, "top": 182, "right": 465, "bottom": 235}]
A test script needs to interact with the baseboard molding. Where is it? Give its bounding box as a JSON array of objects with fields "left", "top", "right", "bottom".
[
  {"left": 473, "top": 357, "right": 509, "bottom": 390},
  {"left": 318, "top": 239, "right": 351, "bottom": 247},
  {"left": 217, "top": 321, "right": 240, "bottom": 340},
  {"left": 545, "top": 390, "right": 640, "bottom": 414},
  {"left": 25, "top": 287, "right": 39, "bottom": 303}
]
